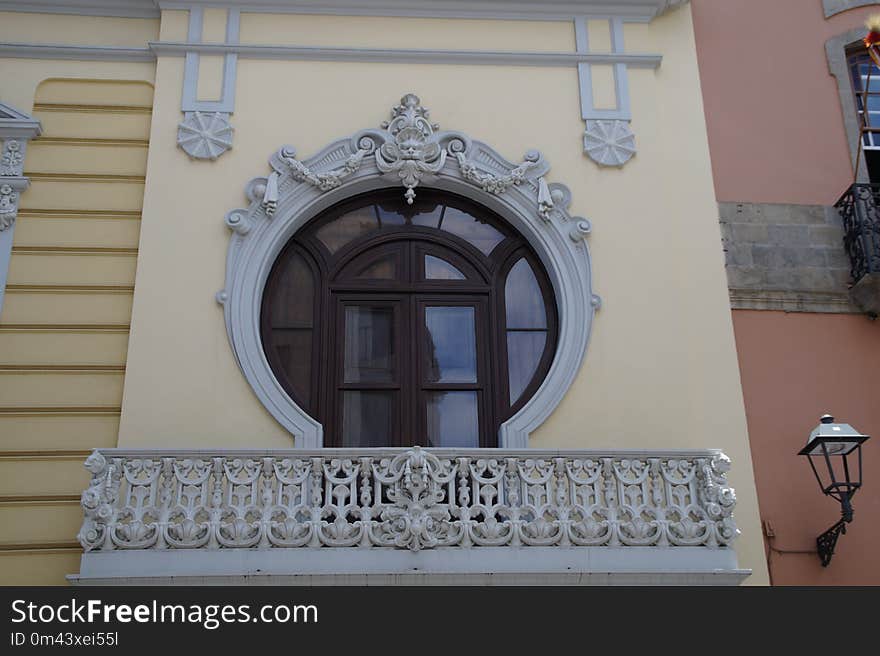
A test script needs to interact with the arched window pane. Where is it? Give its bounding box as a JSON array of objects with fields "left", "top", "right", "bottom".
[
  {"left": 425, "top": 254, "right": 466, "bottom": 280},
  {"left": 269, "top": 250, "right": 313, "bottom": 327},
  {"left": 440, "top": 206, "right": 505, "bottom": 254},
  {"left": 507, "top": 332, "right": 546, "bottom": 404},
  {"left": 376, "top": 203, "right": 406, "bottom": 227},
  {"left": 354, "top": 256, "right": 397, "bottom": 280},
  {"left": 272, "top": 330, "right": 313, "bottom": 408},
  {"left": 315, "top": 206, "right": 379, "bottom": 253},
  {"left": 505, "top": 258, "right": 547, "bottom": 329},
  {"left": 265, "top": 249, "right": 314, "bottom": 408},
  {"left": 411, "top": 202, "right": 443, "bottom": 228}
]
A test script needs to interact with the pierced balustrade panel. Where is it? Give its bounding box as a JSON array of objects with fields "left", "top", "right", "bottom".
[{"left": 77, "top": 447, "right": 738, "bottom": 553}]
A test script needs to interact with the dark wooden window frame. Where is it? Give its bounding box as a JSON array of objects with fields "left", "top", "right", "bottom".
[{"left": 261, "top": 188, "right": 558, "bottom": 448}]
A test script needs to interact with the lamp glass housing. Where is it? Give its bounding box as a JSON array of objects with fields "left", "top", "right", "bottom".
[{"left": 799, "top": 417, "right": 870, "bottom": 504}]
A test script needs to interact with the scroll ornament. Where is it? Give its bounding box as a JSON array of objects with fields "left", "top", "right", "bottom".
[
  {"left": 256, "top": 94, "right": 556, "bottom": 218},
  {"left": 0, "top": 184, "right": 18, "bottom": 231}
]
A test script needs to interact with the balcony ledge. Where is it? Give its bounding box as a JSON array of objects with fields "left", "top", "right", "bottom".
[{"left": 70, "top": 546, "right": 749, "bottom": 586}]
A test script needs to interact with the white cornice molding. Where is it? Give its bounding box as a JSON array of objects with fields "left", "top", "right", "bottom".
[
  {"left": 159, "top": 1, "right": 687, "bottom": 21},
  {"left": 151, "top": 41, "right": 663, "bottom": 67},
  {"left": 0, "top": 0, "right": 160, "bottom": 18},
  {"left": 0, "top": 40, "right": 663, "bottom": 68},
  {"left": 0, "top": 103, "right": 42, "bottom": 140},
  {"left": 0, "top": 42, "right": 155, "bottom": 62},
  {"left": 0, "top": 1, "right": 688, "bottom": 22}
]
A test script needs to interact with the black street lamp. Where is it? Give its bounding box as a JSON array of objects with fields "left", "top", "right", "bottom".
[{"left": 799, "top": 414, "right": 870, "bottom": 567}]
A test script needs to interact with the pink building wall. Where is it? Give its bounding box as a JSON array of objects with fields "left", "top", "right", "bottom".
[
  {"left": 694, "top": 1, "right": 880, "bottom": 585},
  {"left": 692, "top": 0, "right": 878, "bottom": 206},
  {"left": 732, "top": 311, "right": 880, "bottom": 585}
]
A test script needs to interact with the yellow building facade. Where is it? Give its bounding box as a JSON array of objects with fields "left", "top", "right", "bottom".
[{"left": 0, "top": 0, "right": 769, "bottom": 585}]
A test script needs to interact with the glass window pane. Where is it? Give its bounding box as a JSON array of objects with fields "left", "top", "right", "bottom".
[
  {"left": 344, "top": 306, "right": 395, "bottom": 383},
  {"left": 505, "top": 258, "right": 547, "bottom": 329},
  {"left": 315, "top": 207, "right": 379, "bottom": 253},
  {"left": 425, "top": 255, "right": 466, "bottom": 280},
  {"left": 424, "top": 306, "right": 477, "bottom": 383},
  {"left": 354, "top": 255, "right": 397, "bottom": 280},
  {"left": 507, "top": 331, "right": 546, "bottom": 404},
  {"left": 269, "top": 251, "right": 313, "bottom": 327},
  {"left": 270, "top": 329, "right": 312, "bottom": 407},
  {"left": 411, "top": 203, "right": 443, "bottom": 228},
  {"left": 426, "top": 391, "right": 479, "bottom": 448},
  {"left": 342, "top": 391, "right": 393, "bottom": 447},
  {"left": 440, "top": 206, "right": 505, "bottom": 255},
  {"left": 376, "top": 203, "right": 406, "bottom": 227}
]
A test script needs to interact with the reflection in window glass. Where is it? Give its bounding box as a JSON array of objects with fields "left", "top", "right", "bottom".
[
  {"left": 426, "top": 391, "right": 479, "bottom": 447},
  {"left": 505, "top": 257, "right": 549, "bottom": 406},
  {"left": 507, "top": 332, "right": 546, "bottom": 404},
  {"left": 344, "top": 306, "right": 395, "bottom": 383},
  {"left": 425, "top": 255, "right": 466, "bottom": 280},
  {"left": 316, "top": 207, "right": 379, "bottom": 253},
  {"left": 505, "top": 258, "right": 547, "bottom": 329},
  {"left": 342, "top": 391, "right": 393, "bottom": 447},
  {"left": 424, "top": 306, "right": 477, "bottom": 383},
  {"left": 440, "top": 207, "right": 505, "bottom": 255},
  {"left": 376, "top": 204, "right": 406, "bottom": 227},
  {"left": 411, "top": 203, "right": 443, "bottom": 228}
]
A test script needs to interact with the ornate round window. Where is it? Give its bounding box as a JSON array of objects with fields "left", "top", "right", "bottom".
[{"left": 260, "top": 188, "right": 558, "bottom": 448}]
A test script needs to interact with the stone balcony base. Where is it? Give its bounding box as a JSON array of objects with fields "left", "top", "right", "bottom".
[{"left": 70, "top": 546, "right": 749, "bottom": 586}]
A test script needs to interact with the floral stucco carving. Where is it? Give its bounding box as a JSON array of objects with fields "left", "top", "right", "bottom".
[
  {"left": 264, "top": 94, "right": 547, "bottom": 209},
  {"left": 177, "top": 111, "right": 234, "bottom": 160}
]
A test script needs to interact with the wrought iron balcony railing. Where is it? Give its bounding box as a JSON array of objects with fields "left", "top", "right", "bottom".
[
  {"left": 72, "top": 447, "right": 747, "bottom": 584},
  {"left": 835, "top": 183, "right": 880, "bottom": 314}
]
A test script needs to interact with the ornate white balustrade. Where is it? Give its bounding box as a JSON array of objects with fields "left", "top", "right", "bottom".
[{"left": 72, "top": 447, "right": 748, "bottom": 585}]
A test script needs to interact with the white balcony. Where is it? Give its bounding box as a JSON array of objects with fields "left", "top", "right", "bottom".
[{"left": 70, "top": 446, "right": 750, "bottom": 585}]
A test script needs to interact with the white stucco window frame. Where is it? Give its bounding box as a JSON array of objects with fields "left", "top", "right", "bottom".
[
  {"left": 0, "top": 102, "right": 42, "bottom": 316},
  {"left": 219, "top": 94, "right": 598, "bottom": 448}
]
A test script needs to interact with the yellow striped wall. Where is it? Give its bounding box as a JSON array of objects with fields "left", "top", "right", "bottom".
[{"left": 0, "top": 78, "right": 153, "bottom": 585}]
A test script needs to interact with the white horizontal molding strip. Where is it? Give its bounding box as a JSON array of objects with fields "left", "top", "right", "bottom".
[
  {"left": 0, "top": 40, "right": 662, "bottom": 68},
  {"left": 152, "top": 41, "right": 663, "bottom": 68},
  {"left": 0, "top": 0, "right": 159, "bottom": 18},
  {"left": 0, "top": 42, "right": 155, "bottom": 62},
  {"left": 158, "top": 1, "right": 688, "bottom": 22},
  {"left": 0, "top": 0, "right": 689, "bottom": 22}
]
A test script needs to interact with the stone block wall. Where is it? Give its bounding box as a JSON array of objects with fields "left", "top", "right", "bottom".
[{"left": 719, "top": 202, "right": 858, "bottom": 313}]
